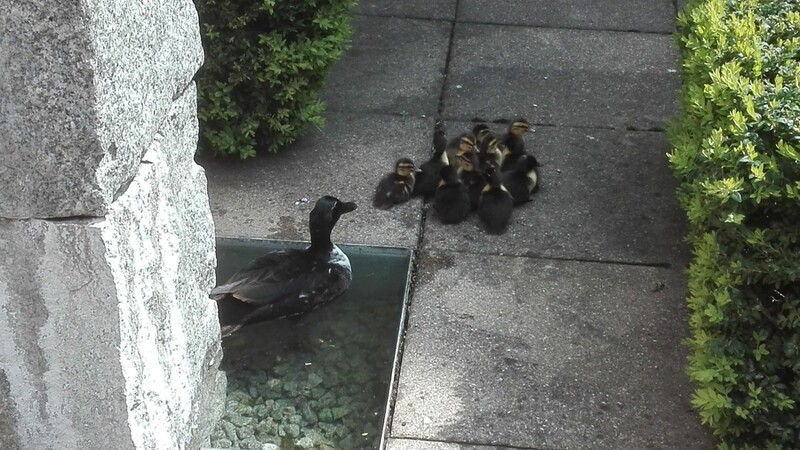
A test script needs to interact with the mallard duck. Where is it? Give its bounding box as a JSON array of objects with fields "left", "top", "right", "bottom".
[
  {"left": 500, "top": 118, "right": 532, "bottom": 172},
  {"left": 457, "top": 150, "right": 485, "bottom": 210},
  {"left": 373, "top": 158, "right": 417, "bottom": 209},
  {"left": 433, "top": 165, "right": 470, "bottom": 224},
  {"left": 413, "top": 128, "right": 449, "bottom": 197},
  {"left": 501, "top": 154, "right": 541, "bottom": 204},
  {"left": 477, "top": 132, "right": 503, "bottom": 169},
  {"left": 478, "top": 166, "right": 513, "bottom": 235},
  {"left": 211, "top": 196, "right": 357, "bottom": 336}
]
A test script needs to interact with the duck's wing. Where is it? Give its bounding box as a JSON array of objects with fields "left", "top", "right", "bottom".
[{"left": 209, "top": 250, "right": 318, "bottom": 305}]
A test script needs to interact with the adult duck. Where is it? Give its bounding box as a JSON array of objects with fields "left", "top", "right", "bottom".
[{"left": 211, "top": 196, "right": 357, "bottom": 336}]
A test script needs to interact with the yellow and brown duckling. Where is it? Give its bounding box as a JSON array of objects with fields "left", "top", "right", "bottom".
[
  {"left": 501, "top": 154, "right": 541, "bottom": 204},
  {"left": 500, "top": 118, "right": 532, "bottom": 172},
  {"left": 433, "top": 166, "right": 472, "bottom": 225},
  {"left": 373, "top": 158, "right": 417, "bottom": 209},
  {"left": 457, "top": 150, "right": 486, "bottom": 211},
  {"left": 433, "top": 165, "right": 471, "bottom": 225},
  {"left": 446, "top": 133, "right": 478, "bottom": 170},
  {"left": 413, "top": 128, "right": 450, "bottom": 197},
  {"left": 477, "top": 132, "right": 504, "bottom": 170},
  {"left": 478, "top": 166, "right": 514, "bottom": 235}
]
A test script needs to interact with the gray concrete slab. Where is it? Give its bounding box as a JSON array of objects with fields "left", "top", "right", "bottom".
[
  {"left": 355, "top": 0, "right": 456, "bottom": 20},
  {"left": 459, "top": 0, "right": 675, "bottom": 33},
  {"left": 322, "top": 15, "right": 451, "bottom": 117},
  {"left": 443, "top": 24, "right": 680, "bottom": 130},
  {"left": 423, "top": 122, "right": 689, "bottom": 266},
  {"left": 387, "top": 438, "right": 504, "bottom": 450},
  {"left": 198, "top": 113, "right": 431, "bottom": 248},
  {"left": 391, "top": 251, "right": 714, "bottom": 449}
]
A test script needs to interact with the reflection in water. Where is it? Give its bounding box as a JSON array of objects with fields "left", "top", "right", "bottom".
[{"left": 210, "top": 240, "right": 410, "bottom": 450}]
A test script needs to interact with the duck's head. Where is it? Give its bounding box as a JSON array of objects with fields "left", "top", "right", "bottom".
[
  {"left": 478, "top": 133, "right": 498, "bottom": 153},
  {"left": 519, "top": 154, "right": 541, "bottom": 171},
  {"left": 472, "top": 124, "right": 490, "bottom": 145},
  {"left": 458, "top": 150, "right": 479, "bottom": 172},
  {"left": 309, "top": 196, "right": 357, "bottom": 244},
  {"left": 394, "top": 158, "right": 417, "bottom": 177},
  {"left": 458, "top": 134, "right": 477, "bottom": 154},
  {"left": 508, "top": 119, "right": 531, "bottom": 137}
]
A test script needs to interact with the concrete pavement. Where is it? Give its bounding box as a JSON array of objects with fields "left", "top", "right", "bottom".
[{"left": 199, "top": 0, "right": 715, "bottom": 448}]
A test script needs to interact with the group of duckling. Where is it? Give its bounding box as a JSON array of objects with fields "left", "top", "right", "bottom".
[{"left": 373, "top": 119, "right": 540, "bottom": 235}]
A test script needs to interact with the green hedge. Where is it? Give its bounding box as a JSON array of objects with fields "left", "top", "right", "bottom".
[
  {"left": 194, "top": 0, "right": 357, "bottom": 158},
  {"left": 669, "top": 0, "right": 800, "bottom": 447}
]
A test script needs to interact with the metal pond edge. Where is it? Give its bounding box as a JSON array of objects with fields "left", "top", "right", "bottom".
[{"left": 214, "top": 236, "right": 415, "bottom": 450}]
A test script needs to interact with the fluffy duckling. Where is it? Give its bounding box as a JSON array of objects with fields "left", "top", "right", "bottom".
[
  {"left": 433, "top": 165, "right": 471, "bottom": 224},
  {"left": 478, "top": 166, "right": 514, "bottom": 235},
  {"left": 446, "top": 133, "right": 477, "bottom": 171},
  {"left": 501, "top": 154, "right": 541, "bottom": 204},
  {"left": 477, "top": 132, "right": 504, "bottom": 170},
  {"left": 374, "top": 158, "right": 417, "bottom": 209},
  {"left": 500, "top": 118, "right": 532, "bottom": 171},
  {"left": 414, "top": 129, "right": 450, "bottom": 197},
  {"left": 472, "top": 123, "right": 491, "bottom": 147},
  {"left": 211, "top": 196, "right": 357, "bottom": 336},
  {"left": 458, "top": 150, "right": 486, "bottom": 210}
]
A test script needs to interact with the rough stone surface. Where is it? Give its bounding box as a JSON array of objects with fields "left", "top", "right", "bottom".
[
  {"left": 391, "top": 251, "right": 714, "bottom": 449},
  {"left": 322, "top": 16, "right": 450, "bottom": 117},
  {"left": 198, "top": 113, "right": 433, "bottom": 248},
  {"left": 0, "top": 0, "right": 203, "bottom": 219},
  {"left": 354, "top": 0, "right": 456, "bottom": 20},
  {"left": 444, "top": 24, "right": 680, "bottom": 129},
  {"left": 423, "top": 122, "right": 689, "bottom": 266},
  {"left": 459, "top": 0, "right": 675, "bottom": 32},
  {"left": 0, "top": 86, "right": 225, "bottom": 449}
]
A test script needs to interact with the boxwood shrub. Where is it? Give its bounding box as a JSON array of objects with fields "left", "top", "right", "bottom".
[
  {"left": 669, "top": 0, "right": 800, "bottom": 447},
  {"left": 194, "top": 0, "right": 357, "bottom": 158}
]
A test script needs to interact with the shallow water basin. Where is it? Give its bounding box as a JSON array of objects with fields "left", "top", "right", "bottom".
[{"left": 210, "top": 238, "right": 413, "bottom": 450}]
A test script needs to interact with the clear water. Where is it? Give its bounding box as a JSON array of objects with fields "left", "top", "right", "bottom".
[{"left": 211, "top": 238, "right": 412, "bottom": 450}]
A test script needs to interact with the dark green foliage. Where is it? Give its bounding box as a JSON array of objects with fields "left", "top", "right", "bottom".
[
  {"left": 194, "top": 0, "right": 357, "bottom": 158},
  {"left": 669, "top": 0, "right": 800, "bottom": 447}
]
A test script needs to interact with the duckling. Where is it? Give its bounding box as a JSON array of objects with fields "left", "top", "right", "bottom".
[
  {"left": 413, "top": 129, "right": 450, "bottom": 197},
  {"left": 501, "top": 154, "right": 541, "bottom": 204},
  {"left": 472, "top": 123, "right": 491, "bottom": 147},
  {"left": 433, "top": 165, "right": 470, "bottom": 224},
  {"left": 500, "top": 118, "right": 532, "bottom": 171},
  {"left": 373, "top": 158, "right": 417, "bottom": 209},
  {"left": 458, "top": 150, "right": 486, "bottom": 210},
  {"left": 211, "top": 196, "right": 357, "bottom": 336},
  {"left": 478, "top": 166, "right": 514, "bottom": 235},
  {"left": 477, "top": 132, "right": 504, "bottom": 170},
  {"left": 445, "top": 133, "right": 477, "bottom": 171}
]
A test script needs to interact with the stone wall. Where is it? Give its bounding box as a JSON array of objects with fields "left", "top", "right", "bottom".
[{"left": 0, "top": 1, "right": 225, "bottom": 449}]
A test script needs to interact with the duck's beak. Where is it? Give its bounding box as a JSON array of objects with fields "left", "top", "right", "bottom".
[{"left": 339, "top": 202, "right": 357, "bottom": 214}]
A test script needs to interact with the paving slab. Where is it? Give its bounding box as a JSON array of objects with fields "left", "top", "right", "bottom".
[
  {"left": 423, "top": 122, "right": 689, "bottom": 266},
  {"left": 197, "top": 113, "right": 432, "bottom": 248},
  {"left": 459, "top": 0, "right": 675, "bottom": 33},
  {"left": 387, "top": 438, "right": 504, "bottom": 450},
  {"left": 322, "top": 15, "right": 450, "bottom": 117},
  {"left": 443, "top": 24, "right": 680, "bottom": 130},
  {"left": 391, "top": 251, "right": 714, "bottom": 449},
  {"left": 355, "top": 0, "right": 456, "bottom": 20}
]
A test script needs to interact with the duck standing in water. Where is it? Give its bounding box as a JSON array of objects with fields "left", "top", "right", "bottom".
[{"left": 210, "top": 196, "right": 357, "bottom": 336}]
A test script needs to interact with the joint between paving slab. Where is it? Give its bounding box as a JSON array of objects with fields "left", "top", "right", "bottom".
[
  {"left": 424, "top": 247, "right": 675, "bottom": 269},
  {"left": 390, "top": 436, "right": 553, "bottom": 450},
  {"left": 438, "top": 116, "right": 668, "bottom": 134},
  {"left": 454, "top": 20, "right": 674, "bottom": 36}
]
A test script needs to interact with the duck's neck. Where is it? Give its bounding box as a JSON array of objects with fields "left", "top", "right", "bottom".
[{"left": 309, "top": 224, "right": 334, "bottom": 254}]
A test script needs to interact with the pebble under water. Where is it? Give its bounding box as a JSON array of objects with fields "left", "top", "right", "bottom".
[{"left": 210, "top": 241, "right": 411, "bottom": 450}]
